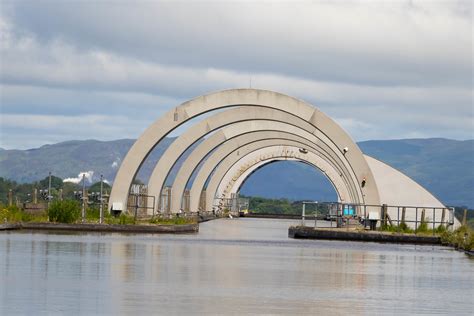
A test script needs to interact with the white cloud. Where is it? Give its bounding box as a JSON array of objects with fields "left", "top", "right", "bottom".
[
  {"left": 111, "top": 158, "right": 120, "bottom": 169},
  {"left": 63, "top": 171, "right": 94, "bottom": 184},
  {"left": 0, "top": 0, "right": 472, "bottom": 149}
]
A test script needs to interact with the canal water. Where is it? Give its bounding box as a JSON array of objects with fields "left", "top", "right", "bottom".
[{"left": 0, "top": 218, "right": 472, "bottom": 315}]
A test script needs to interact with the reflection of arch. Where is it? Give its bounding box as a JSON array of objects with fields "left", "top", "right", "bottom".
[
  {"left": 208, "top": 145, "right": 350, "bottom": 212},
  {"left": 170, "top": 123, "right": 356, "bottom": 213},
  {"left": 109, "top": 89, "right": 380, "bottom": 211}
]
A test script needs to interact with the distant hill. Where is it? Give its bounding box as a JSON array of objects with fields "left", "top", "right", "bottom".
[{"left": 0, "top": 138, "right": 472, "bottom": 208}]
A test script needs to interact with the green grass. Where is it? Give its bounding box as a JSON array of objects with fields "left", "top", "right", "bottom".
[
  {"left": 1, "top": 201, "right": 195, "bottom": 226},
  {"left": 104, "top": 213, "right": 136, "bottom": 225},
  {"left": 48, "top": 200, "right": 81, "bottom": 223},
  {"left": 149, "top": 216, "right": 196, "bottom": 225},
  {"left": 440, "top": 225, "right": 474, "bottom": 251},
  {"left": 0, "top": 205, "right": 48, "bottom": 223},
  {"left": 379, "top": 223, "right": 449, "bottom": 235}
]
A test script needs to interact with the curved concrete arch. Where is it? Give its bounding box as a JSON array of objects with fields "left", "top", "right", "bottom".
[
  {"left": 198, "top": 140, "right": 353, "bottom": 212},
  {"left": 228, "top": 159, "right": 339, "bottom": 200},
  {"left": 110, "top": 89, "right": 380, "bottom": 211},
  {"left": 171, "top": 130, "right": 315, "bottom": 212},
  {"left": 148, "top": 106, "right": 362, "bottom": 212},
  {"left": 365, "top": 155, "right": 444, "bottom": 208},
  {"left": 188, "top": 133, "right": 359, "bottom": 213},
  {"left": 365, "top": 155, "right": 458, "bottom": 227},
  {"left": 208, "top": 145, "right": 350, "bottom": 213},
  {"left": 170, "top": 121, "right": 358, "bottom": 213}
]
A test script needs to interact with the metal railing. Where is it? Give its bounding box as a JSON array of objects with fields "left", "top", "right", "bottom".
[
  {"left": 127, "top": 193, "right": 156, "bottom": 219},
  {"left": 302, "top": 202, "right": 455, "bottom": 234},
  {"left": 212, "top": 196, "right": 250, "bottom": 216}
]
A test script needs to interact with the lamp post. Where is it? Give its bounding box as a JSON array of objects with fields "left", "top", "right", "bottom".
[
  {"left": 81, "top": 173, "right": 86, "bottom": 223},
  {"left": 99, "top": 174, "right": 104, "bottom": 224},
  {"left": 48, "top": 171, "right": 52, "bottom": 208}
]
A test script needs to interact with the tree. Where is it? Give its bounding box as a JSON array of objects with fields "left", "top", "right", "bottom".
[
  {"left": 39, "top": 175, "right": 64, "bottom": 190},
  {"left": 88, "top": 181, "right": 111, "bottom": 193}
]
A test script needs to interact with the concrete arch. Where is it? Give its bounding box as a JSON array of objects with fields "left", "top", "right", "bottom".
[
  {"left": 170, "top": 121, "right": 357, "bottom": 213},
  {"left": 188, "top": 139, "right": 352, "bottom": 212},
  {"left": 171, "top": 131, "right": 316, "bottom": 212},
  {"left": 208, "top": 145, "right": 350, "bottom": 213},
  {"left": 148, "top": 106, "right": 362, "bottom": 212},
  {"left": 148, "top": 106, "right": 318, "bottom": 208},
  {"left": 227, "top": 159, "right": 339, "bottom": 200},
  {"left": 109, "top": 89, "right": 380, "bottom": 211},
  {"left": 188, "top": 132, "right": 358, "bottom": 213}
]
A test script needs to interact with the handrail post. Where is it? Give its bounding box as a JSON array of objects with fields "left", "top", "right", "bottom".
[{"left": 415, "top": 208, "right": 418, "bottom": 234}]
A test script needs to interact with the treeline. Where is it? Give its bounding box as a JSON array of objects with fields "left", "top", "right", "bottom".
[
  {"left": 0, "top": 176, "right": 111, "bottom": 205},
  {"left": 246, "top": 196, "right": 328, "bottom": 215}
]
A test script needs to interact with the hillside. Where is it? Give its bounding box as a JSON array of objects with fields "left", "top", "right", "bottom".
[{"left": 0, "top": 138, "right": 472, "bottom": 208}]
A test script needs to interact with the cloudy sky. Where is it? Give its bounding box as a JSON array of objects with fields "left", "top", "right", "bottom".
[{"left": 0, "top": 0, "right": 472, "bottom": 149}]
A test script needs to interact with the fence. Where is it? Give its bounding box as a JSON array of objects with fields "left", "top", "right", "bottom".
[{"left": 303, "top": 202, "right": 455, "bottom": 234}]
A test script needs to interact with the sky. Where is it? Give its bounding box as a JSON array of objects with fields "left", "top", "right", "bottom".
[{"left": 0, "top": 0, "right": 472, "bottom": 150}]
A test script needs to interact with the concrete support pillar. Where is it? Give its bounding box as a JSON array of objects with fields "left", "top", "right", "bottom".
[{"left": 33, "top": 188, "right": 38, "bottom": 204}]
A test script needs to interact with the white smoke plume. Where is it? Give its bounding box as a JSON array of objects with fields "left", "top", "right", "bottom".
[
  {"left": 63, "top": 171, "right": 94, "bottom": 184},
  {"left": 111, "top": 157, "right": 121, "bottom": 169}
]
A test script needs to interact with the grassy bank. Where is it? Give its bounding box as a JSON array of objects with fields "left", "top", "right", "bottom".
[
  {"left": 0, "top": 204, "right": 196, "bottom": 226},
  {"left": 440, "top": 226, "right": 474, "bottom": 251},
  {"left": 378, "top": 222, "right": 473, "bottom": 252}
]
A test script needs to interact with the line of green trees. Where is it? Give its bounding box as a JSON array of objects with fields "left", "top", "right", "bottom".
[{"left": 246, "top": 196, "right": 332, "bottom": 216}]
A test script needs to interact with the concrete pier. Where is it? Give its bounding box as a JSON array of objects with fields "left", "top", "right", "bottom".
[
  {"left": 0, "top": 222, "right": 198, "bottom": 234},
  {"left": 289, "top": 226, "right": 441, "bottom": 244}
]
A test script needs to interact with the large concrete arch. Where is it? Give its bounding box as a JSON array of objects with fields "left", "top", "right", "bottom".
[
  {"left": 227, "top": 159, "right": 339, "bottom": 200},
  {"left": 189, "top": 139, "right": 353, "bottom": 213},
  {"left": 147, "top": 105, "right": 324, "bottom": 208},
  {"left": 188, "top": 133, "right": 358, "bottom": 213},
  {"left": 148, "top": 106, "right": 364, "bottom": 212},
  {"left": 365, "top": 156, "right": 445, "bottom": 208},
  {"left": 208, "top": 145, "right": 351, "bottom": 213},
  {"left": 169, "top": 122, "right": 357, "bottom": 213},
  {"left": 170, "top": 131, "right": 317, "bottom": 212},
  {"left": 109, "top": 89, "right": 380, "bottom": 211}
]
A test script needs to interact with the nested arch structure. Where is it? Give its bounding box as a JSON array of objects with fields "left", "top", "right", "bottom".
[
  {"left": 146, "top": 106, "right": 363, "bottom": 211},
  {"left": 191, "top": 139, "right": 355, "bottom": 213},
  {"left": 171, "top": 125, "right": 358, "bottom": 213},
  {"left": 109, "top": 89, "right": 380, "bottom": 213},
  {"left": 208, "top": 145, "right": 351, "bottom": 213}
]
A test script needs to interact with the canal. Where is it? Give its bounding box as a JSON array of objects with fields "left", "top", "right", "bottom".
[{"left": 1, "top": 218, "right": 473, "bottom": 314}]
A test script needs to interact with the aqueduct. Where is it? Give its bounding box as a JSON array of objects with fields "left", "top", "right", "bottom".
[{"left": 109, "top": 89, "right": 451, "bottom": 226}]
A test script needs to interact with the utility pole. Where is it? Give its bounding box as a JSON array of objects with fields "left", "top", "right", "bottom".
[
  {"left": 81, "top": 173, "right": 86, "bottom": 223},
  {"left": 48, "top": 171, "right": 52, "bottom": 208},
  {"left": 301, "top": 203, "right": 306, "bottom": 226},
  {"left": 99, "top": 174, "right": 104, "bottom": 224}
]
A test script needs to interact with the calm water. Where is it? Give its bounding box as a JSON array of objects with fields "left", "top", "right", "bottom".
[{"left": 0, "top": 218, "right": 473, "bottom": 315}]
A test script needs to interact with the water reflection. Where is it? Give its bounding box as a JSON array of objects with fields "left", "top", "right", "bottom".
[{"left": 0, "top": 219, "right": 473, "bottom": 315}]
